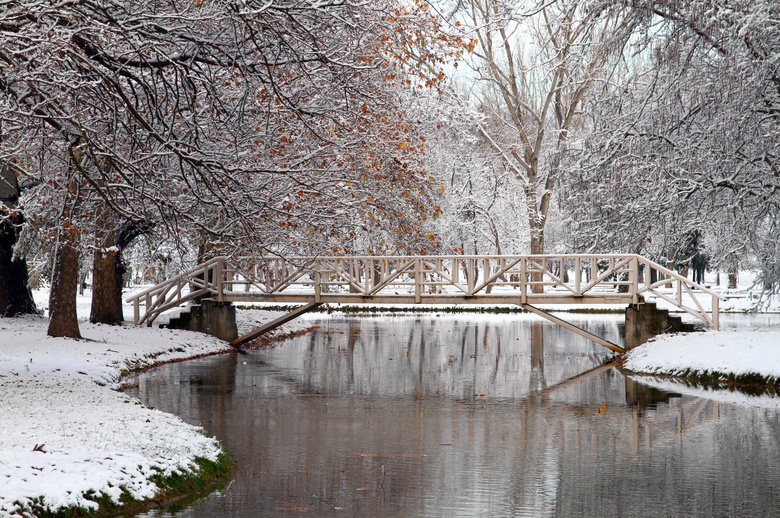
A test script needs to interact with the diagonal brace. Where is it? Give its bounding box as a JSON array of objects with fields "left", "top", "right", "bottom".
[{"left": 519, "top": 304, "right": 625, "bottom": 353}]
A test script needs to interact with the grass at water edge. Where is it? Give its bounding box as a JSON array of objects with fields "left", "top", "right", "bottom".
[
  {"left": 10, "top": 452, "right": 234, "bottom": 518},
  {"left": 620, "top": 364, "right": 780, "bottom": 397}
]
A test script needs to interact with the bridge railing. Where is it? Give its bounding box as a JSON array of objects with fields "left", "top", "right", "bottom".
[
  {"left": 126, "top": 257, "right": 224, "bottom": 326},
  {"left": 634, "top": 256, "right": 723, "bottom": 330},
  {"left": 126, "top": 254, "right": 725, "bottom": 329}
]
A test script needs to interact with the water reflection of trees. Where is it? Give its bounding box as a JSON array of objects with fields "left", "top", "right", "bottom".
[{"left": 128, "top": 315, "right": 780, "bottom": 517}]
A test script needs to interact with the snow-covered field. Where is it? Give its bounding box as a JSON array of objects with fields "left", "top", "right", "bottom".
[
  {"left": 0, "top": 282, "right": 778, "bottom": 517},
  {"left": 0, "top": 289, "right": 308, "bottom": 517}
]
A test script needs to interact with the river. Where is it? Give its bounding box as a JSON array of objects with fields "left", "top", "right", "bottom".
[{"left": 127, "top": 313, "right": 780, "bottom": 517}]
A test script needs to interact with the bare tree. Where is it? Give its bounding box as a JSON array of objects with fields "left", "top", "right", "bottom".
[{"left": 451, "top": 1, "right": 625, "bottom": 256}]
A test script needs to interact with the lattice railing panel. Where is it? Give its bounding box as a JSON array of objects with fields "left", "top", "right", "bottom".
[{"left": 127, "top": 254, "right": 724, "bottom": 330}]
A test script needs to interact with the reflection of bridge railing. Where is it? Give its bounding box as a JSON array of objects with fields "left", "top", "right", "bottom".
[{"left": 126, "top": 254, "right": 724, "bottom": 331}]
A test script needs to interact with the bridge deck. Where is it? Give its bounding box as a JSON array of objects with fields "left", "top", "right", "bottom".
[
  {"left": 221, "top": 292, "right": 635, "bottom": 305},
  {"left": 126, "top": 254, "right": 724, "bottom": 346}
]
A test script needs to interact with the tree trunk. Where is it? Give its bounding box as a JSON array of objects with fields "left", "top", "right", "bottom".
[
  {"left": 91, "top": 247, "right": 125, "bottom": 324},
  {"left": 728, "top": 270, "right": 738, "bottom": 289},
  {"left": 530, "top": 222, "right": 545, "bottom": 293},
  {"left": 90, "top": 201, "right": 125, "bottom": 324},
  {"left": 0, "top": 163, "right": 37, "bottom": 316},
  {"left": 0, "top": 218, "right": 37, "bottom": 316},
  {"left": 48, "top": 230, "right": 81, "bottom": 338}
]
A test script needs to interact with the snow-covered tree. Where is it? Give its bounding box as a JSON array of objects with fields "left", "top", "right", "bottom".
[
  {"left": 439, "top": 0, "right": 627, "bottom": 263},
  {"left": 0, "top": 0, "right": 463, "bottom": 336},
  {"left": 417, "top": 83, "right": 531, "bottom": 256},
  {"left": 560, "top": 0, "right": 780, "bottom": 290}
]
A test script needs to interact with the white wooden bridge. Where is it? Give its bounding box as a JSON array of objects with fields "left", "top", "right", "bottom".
[{"left": 127, "top": 254, "right": 724, "bottom": 352}]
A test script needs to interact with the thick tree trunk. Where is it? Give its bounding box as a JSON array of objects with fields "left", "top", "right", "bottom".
[
  {"left": 0, "top": 163, "right": 37, "bottom": 316},
  {"left": 91, "top": 247, "right": 125, "bottom": 324},
  {"left": 0, "top": 218, "right": 37, "bottom": 316},
  {"left": 530, "top": 224, "right": 545, "bottom": 294},
  {"left": 48, "top": 231, "right": 81, "bottom": 338},
  {"left": 90, "top": 201, "right": 125, "bottom": 324},
  {"left": 91, "top": 220, "right": 149, "bottom": 324}
]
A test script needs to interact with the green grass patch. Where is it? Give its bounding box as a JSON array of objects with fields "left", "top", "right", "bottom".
[
  {"left": 11, "top": 452, "right": 233, "bottom": 518},
  {"left": 237, "top": 304, "right": 624, "bottom": 315},
  {"left": 632, "top": 368, "right": 780, "bottom": 397}
]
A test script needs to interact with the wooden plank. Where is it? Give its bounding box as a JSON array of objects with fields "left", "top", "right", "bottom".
[
  {"left": 519, "top": 304, "right": 625, "bottom": 353},
  {"left": 414, "top": 258, "right": 422, "bottom": 303},
  {"left": 713, "top": 297, "right": 719, "bottom": 330},
  {"left": 575, "top": 257, "right": 581, "bottom": 295},
  {"left": 521, "top": 258, "right": 527, "bottom": 304},
  {"left": 221, "top": 293, "right": 634, "bottom": 305},
  {"left": 230, "top": 302, "right": 323, "bottom": 348}
]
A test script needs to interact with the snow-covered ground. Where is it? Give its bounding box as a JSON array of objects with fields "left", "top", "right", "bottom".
[
  {"left": 623, "top": 327, "right": 780, "bottom": 384},
  {"left": 618, "top": 271, "right": 780, "bottom": 392},
  {"left": 0, "top": 289, "right": 308, "bottom": 517},
  {"left": 0, "top": 279, "right": 778, "bottom": 517}
]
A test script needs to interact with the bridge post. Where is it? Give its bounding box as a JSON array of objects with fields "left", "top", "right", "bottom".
[
  {"left": 574, "top": 258, "right": 581, "bottom": 294},
  {"left": 520, "top": 258, "right": 528, "bottom": 304},
  {"left": 414, "top": 258, "right": 422, "bottom": 303},
  {"left": 713, "top": 297, "right": 720, "bottom": 330},
  {"left": 144, "top": 293, "right": 151, "bottom": 326},
  {"left": 314, "top": 260, "right": 322, "bottom": 303},
  {"left": 215, "top": 258, "right": 225, "bottom": 303}
]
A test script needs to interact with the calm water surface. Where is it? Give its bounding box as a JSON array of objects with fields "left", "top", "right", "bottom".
[{"left": 128, "top": 313, "right": 780, "bottom": 517}]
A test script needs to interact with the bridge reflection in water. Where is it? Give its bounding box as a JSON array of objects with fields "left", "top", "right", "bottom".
[{"left": 129, "top": 315, "right": 780, "bottom": 518}]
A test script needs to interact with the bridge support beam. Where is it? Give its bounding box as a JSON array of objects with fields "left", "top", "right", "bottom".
[
  {"left": 230, "top": 302, "right": 322, "bottom": 348},
  {"left": 519, "top": 304, "right": 625, "bottom": 353}
]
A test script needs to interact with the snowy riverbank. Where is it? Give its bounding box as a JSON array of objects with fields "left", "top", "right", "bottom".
[
  {"left": 1, "top": 286, "right": 779, "bottom": 517},
  {"left": 0, "top": 301, "right": 308, "bottom": 517},
  {"left": 623, "top": 327, "right": 780, "bottom": 385}
]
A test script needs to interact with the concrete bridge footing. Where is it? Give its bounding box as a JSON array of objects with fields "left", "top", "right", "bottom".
[
  {"left": 624, "top": 302, "right": 697, "bottom": 350},
  {"left": 163, "top": 299, "right": 238, "bottom": 342}
]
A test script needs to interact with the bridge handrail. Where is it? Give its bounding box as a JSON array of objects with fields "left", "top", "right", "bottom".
[
  {"left": 125, "top": 257, "right": 222, "bottom": 300},
  {"left": 226, "top": 254, "right": 723, "bottom": 292},
  {"left": 633, "top": 255, "right": 725, "bottom": 301},
  {"left": 126, "top": 254, "right": 724, "bottom": 330},
  {"left": 125, "top": 257, "right": 224, "bottom": 326},
  {"left": 632, "top": 255, "right": 724, "bottom": 330}
]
